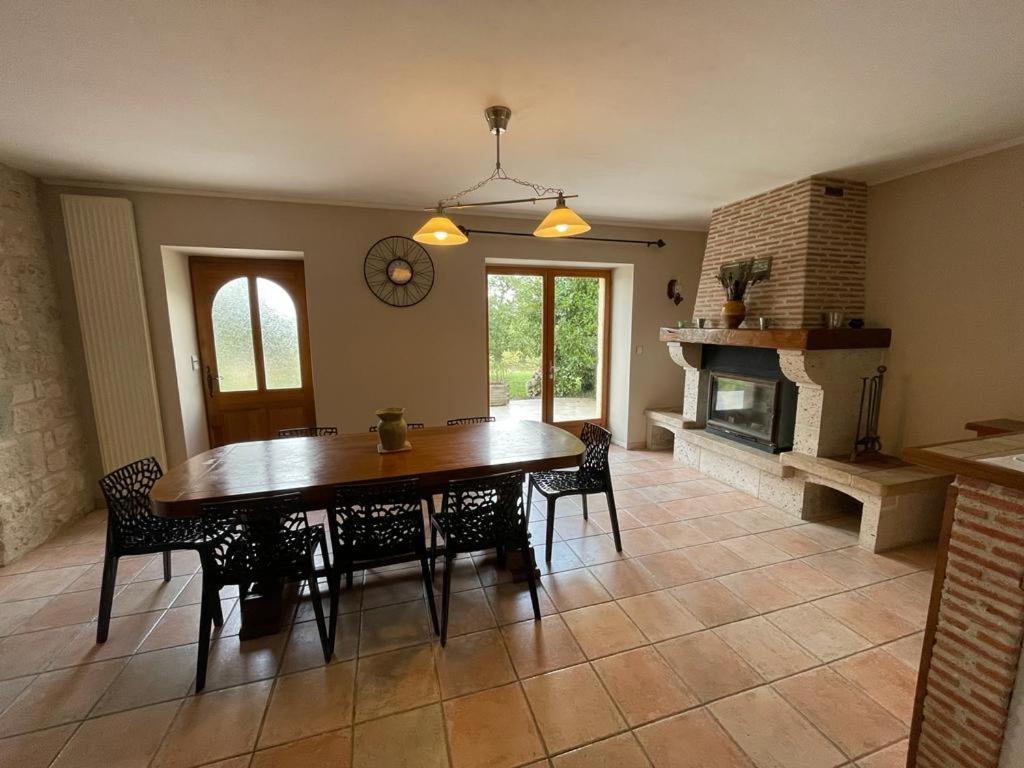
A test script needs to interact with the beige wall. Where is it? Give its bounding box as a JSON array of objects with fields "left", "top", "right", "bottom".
[
  {"left": 40, "top": 186, "right": 705, "bottom": 465},
  {"left": 0, "top": 164, "right": 96, "bottom": 564},
  {"left": 866, "top": 143, "right": 1024, "bottom": 451}
]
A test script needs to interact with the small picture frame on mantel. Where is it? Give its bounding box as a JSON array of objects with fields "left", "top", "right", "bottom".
[{"left": 718, "top": 256, "right": 772, "bottom": 284}]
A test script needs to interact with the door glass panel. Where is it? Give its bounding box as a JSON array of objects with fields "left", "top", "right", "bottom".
[
  {"left": 553, "top": 276, "right": 604, "bottom": 422},
  {"left": 487, "top": 273, "right": 543, "bottom": 422},
  {"left": 256, "top": 277, "right": 302, "bottom": 390},
  {"left": 211, "top": 277, "right": 258, "bottom": 392}
]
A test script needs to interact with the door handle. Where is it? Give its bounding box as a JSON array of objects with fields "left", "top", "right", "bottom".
[{"left": 205, "top": 366, "right": 222, "bottom": 396}]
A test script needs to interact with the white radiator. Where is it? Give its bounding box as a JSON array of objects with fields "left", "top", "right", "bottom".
[{"left": 60, "top": 195, "right": 166, "bottom": 473}]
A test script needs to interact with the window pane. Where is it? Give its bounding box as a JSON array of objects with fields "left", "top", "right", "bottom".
[
  {"left": 257, "top": 277, "right": 302, "bottom": 390},
  {"left": 211, "top": 277, "right": 258, "bottom": 392},
  {"left": 487, "top": 274, "right": 543, "bottom": 422},
  {"left": 553, "top": 276, "right": 603, "bottom": 422}
]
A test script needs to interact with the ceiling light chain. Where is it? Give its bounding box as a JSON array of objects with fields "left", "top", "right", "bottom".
[
  {"left": 438, "top": 129, "right": 565, "bottom": 209},
  {"left": 413, "top": 105, "right": 590, "bottom": 246}
]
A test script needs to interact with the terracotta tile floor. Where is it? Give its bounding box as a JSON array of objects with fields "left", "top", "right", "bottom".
[{"left": 0, "top": 446, "right": 935, "bottom": 767}]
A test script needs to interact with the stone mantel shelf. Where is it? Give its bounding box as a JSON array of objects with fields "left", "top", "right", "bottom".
[{"left": 659, "top": 326, "right": 892, "bottom": 350}]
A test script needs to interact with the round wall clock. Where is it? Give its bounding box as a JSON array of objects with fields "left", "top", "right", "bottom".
[{"left": 363, "top": 236, "right": 435, "bottom": 307}]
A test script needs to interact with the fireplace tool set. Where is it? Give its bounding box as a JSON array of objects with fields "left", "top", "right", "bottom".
[{"left": 851, "top": 365, "right": 886, "bottom": 461}]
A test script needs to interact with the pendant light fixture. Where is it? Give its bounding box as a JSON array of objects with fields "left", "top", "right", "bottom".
[
  {"left": 533, "top": 194, "right": 591, "bottom": 238},
  {"left": 413, "top": 105, "right": 590, "bottom": 246},
  {"left": 413, "top": 208, "right": 469, "bottom": 245}
]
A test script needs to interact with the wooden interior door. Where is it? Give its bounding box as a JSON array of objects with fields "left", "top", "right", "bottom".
[{"left": 190, "top": 257, "right": 315, "bottom": 447}]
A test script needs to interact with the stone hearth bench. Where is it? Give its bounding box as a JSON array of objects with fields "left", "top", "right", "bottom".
[
  {"left": 645, "top": 407, "right": 684, "bottom": 450},
  {"left": 780, "top": 452, "right": 952, "bottom": 552},
  {"left": 643, "top": 408, "right": 952, "bottom": 553}
]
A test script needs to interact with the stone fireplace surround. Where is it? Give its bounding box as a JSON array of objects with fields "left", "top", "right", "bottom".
[
  {"left": 651, "top": 175, "right": 952, "bottom": 552},
  {"left": 656, "top": 327, "right": 952, "bottom": 552}
]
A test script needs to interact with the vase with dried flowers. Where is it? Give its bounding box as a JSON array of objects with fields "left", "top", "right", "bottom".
[{"left": 717, "top": 259, "right": 768, "bottom": 329}]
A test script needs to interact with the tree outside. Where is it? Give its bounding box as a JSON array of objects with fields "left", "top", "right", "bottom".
[{"left": 487, "top": 273, "right": 601, "bottom": 404}]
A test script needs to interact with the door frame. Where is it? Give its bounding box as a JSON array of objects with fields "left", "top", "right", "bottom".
[
  {"left": 486, "top": 265, "right": 612, "bottom": 433},
  {"left": 189, "top": 256, "right": 316, "bottom": 446}
]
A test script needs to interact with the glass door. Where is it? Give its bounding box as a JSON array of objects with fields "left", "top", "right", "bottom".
[
  {"left": 487, "top": 271, "right": 544, "bottom": 422},
  {"left": 487, "top": 267, "right": 611, "bottom": 430},
  {"left": 552, "top": 274, "right": 608, "bottom": 423}
]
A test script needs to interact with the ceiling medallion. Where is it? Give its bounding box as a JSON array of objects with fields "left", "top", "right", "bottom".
[{"left": 413, "top": 105, "right": 591, "bottom": 246}]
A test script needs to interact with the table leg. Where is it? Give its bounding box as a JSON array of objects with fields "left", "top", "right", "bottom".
[
  {"left": 505, "top": 547, "right": 542, "bottom": 583},
  {"left": 237, "top": 579, "right": 299, "bottom": 640}
]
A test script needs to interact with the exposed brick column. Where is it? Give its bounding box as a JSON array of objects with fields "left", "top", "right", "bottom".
[{"left": 916, "top": 478, "right": 1024, "bottom": 767}]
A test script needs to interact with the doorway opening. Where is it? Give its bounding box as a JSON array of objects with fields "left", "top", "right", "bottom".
[
  {"left": 486, "top": 266, "right": 611, "bottom": 430},
  {"left": 190, "top": 257, "right": 315, "bottom": 447}
]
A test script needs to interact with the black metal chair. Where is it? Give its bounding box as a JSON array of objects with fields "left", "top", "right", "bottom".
[
  {"left": 369, "top": 423, "right": 424, "bottom": 431},
  {"left": 97, "top": 457, "right": 219, "bottom": 643},
  {"left": 277, "top": 426, "right": 338, "bottom": 438},
  {"left": 327, "top": 479, "right": 440, "bottom": 653},
  {"left": 196, "top": 492, "right": 332, "bottom": 691},
  {"left": 446, "top": 416, "right": 495, "bottom": 425},
  {"left": 527, "top": 422, "right": 621, "bottom": 561},
  {"left": 430, "top": 470, "right": 540, "bottom": 645}
]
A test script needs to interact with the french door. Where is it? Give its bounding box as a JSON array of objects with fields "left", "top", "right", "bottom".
[
  {"left": 486, "top": 266, "right": 611, "bottom": 431},
  {"left": 190, "top": 257, "right": 316, "bottom": 447}
]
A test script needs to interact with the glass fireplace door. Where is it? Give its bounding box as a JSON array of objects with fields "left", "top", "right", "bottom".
[{"left": 707, "top": 373, "right": 780, "bottom": 446}]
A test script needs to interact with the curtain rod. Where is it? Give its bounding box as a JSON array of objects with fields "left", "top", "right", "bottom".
[{"left": 457, "top": 226, "right": 666, "bottom": 248}]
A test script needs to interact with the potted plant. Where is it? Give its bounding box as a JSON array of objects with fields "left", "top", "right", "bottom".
[
  {"left": 489, "top": 352, "right": 512, "bottom": 407},
  {"left": 717, "top": 259, "right": 768, "bottom": 329}
]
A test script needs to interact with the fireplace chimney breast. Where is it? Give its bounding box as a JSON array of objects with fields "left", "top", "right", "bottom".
[{"left": 692, "top": 177, "right": 867, "bottom": 329}]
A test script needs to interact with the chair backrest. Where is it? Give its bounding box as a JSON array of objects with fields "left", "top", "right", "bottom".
[
  {"left": 277, "top": 426, "right": 338, "bottom": 438},
  {"left": 369, "top": 423, "right": 424, "bottom": 432},
  {"left": 446, "top": 416, "right": 495, "bottom": 426},
  {"left": 198, "top": 492, "right": 311, "bottom": 577},
  {"left": 330, "top": 478, "right": 426, "bottom": 560},
  {"left": 580, "top": 422, "right": 613, "bottom": 474},
  {"left": 99, "top": 457, "right": 163, "bottom": 545},
  {"left": 443, "top": 470, "right": 527, "bottom": 549}
]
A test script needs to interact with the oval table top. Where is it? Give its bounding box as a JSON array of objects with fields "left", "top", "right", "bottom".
[{"left": 151, "top": 420, "right": 585, "bottom": 517}]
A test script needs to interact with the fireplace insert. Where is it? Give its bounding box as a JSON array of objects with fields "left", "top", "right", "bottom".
[{"left": 706, "top": 371, "right": 796, "bottom": 453}]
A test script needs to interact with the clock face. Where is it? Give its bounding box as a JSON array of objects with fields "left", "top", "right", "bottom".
[{"left": 364, "top": 236, "right": 434, "bottom": 307}]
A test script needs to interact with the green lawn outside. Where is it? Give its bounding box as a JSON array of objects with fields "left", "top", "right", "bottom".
[{"left": 501, "top": 368, "right": 535, "bottom": 399}]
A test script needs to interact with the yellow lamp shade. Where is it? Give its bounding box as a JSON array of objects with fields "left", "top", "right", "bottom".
[
  {"left": 533, "top": 198, "right": 591, "bottom": 238},
  {"left": 413, "top": 214, "right": 468, "bottom": 246}
]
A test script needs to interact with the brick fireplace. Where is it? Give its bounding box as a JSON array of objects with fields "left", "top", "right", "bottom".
[
  {"left": 692, "top": 176, "right": 867, "bottom": 329},
  {"left": 655, "top": 175, "right": 951, "bottom": 553}
]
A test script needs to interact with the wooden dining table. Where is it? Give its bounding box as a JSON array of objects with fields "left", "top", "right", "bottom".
[{"left": 150, "top": 420, "right": 585, "bottom": 636}]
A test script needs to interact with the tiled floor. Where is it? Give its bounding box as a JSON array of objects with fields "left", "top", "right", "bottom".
[{"left": 0, "top": 446, "right": 934, "bottom": 768}]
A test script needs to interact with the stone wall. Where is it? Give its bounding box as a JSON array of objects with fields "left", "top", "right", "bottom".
[
  {"left": 0, "top": 163, "right": 95, "bottom": 564},
  {"left": 692, "top": 176, "right": 867, "bottom": 328}
]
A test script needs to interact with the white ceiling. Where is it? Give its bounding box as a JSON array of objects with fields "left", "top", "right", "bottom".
[{"left": 2, "top": 1, "right": 1023, "bottom": 229}]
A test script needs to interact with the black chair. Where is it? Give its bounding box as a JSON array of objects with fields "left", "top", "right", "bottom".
[
  {"left": 446, "top": 416, "right": 495, "bottom": 425},
  {"left": 430, "top": 470, "right": 540, "bottom": 645},
  {"left": 277, "top": 426, "right": 338, "bottom": 438},
  {"left": 196, "top": 492, "right": 332, "bottom": 691},
  {"left": 97, "top": 457, "right": 219, "bottom": 643},
  {"left": 369, "top": 423, "right": 424, "bottom": 431},
  {"left": 527, "top": 422, "right": 621, "bottom": 561},
  {"left": 327, "top": 479, "right": 440, "bottom": 653}
]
